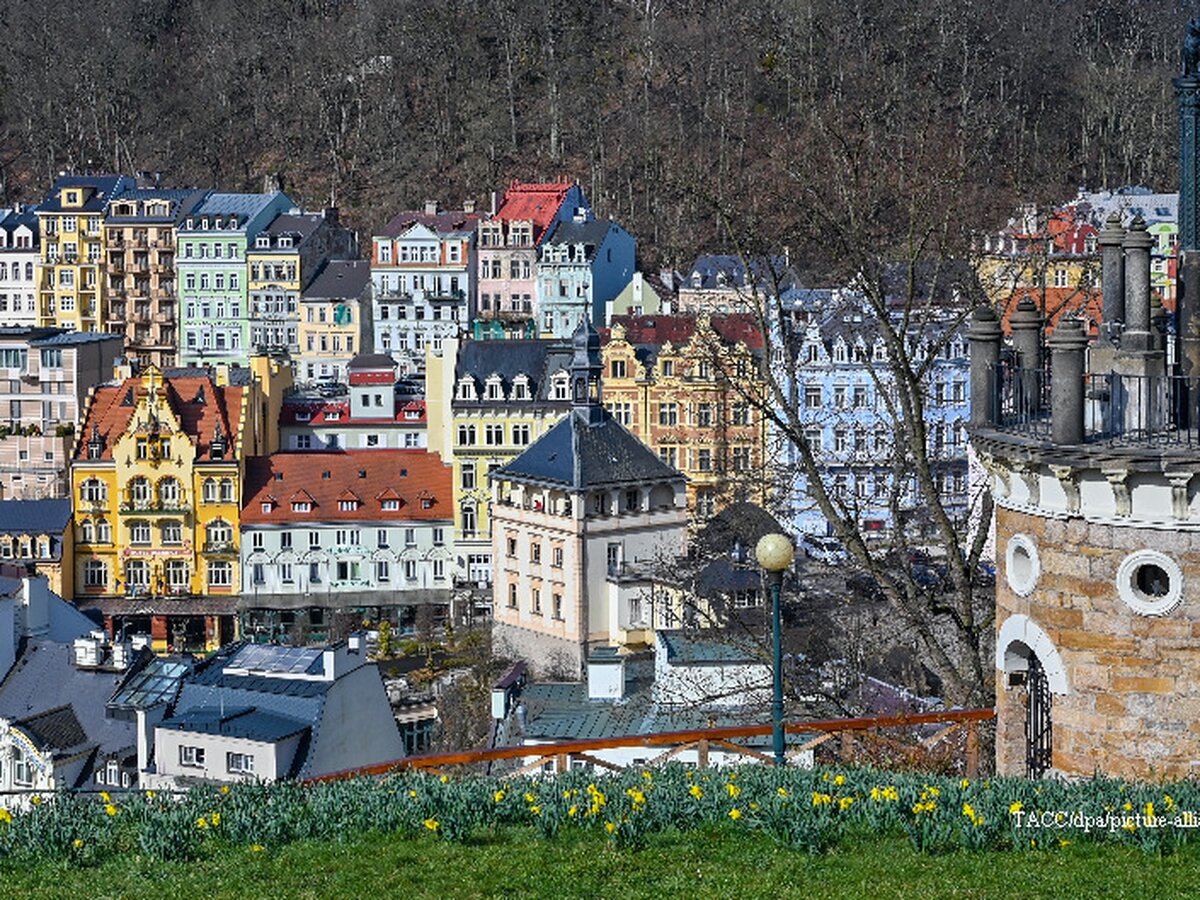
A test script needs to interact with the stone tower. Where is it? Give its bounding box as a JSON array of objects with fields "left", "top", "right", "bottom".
[{"left": 970, "top": 32, "right": 1200, "bottom": 778}]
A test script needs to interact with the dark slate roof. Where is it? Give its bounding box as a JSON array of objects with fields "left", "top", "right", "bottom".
[
  {"left": 17, "top": 704, "right": 89, "bottom": 755},
  {"left": 543, "top": 219, "right": 613, "bottom": 253},
  {"left": 454, "top": 339, "right": 574, "bottom": 405},
  {"left": 263, "top": 212, "right": 324, "bottom": 239},
  {"left": 303, "top": 260, "right": 371, "bottom": 301},
  {"left": 694, "top": 558, "right": 763, "bottom": 596},
  {"left": 658, "top": 630, "right": 759, "bottom": 665},
  {"left": 0, "top": 499, "right": 71, "bottom": 535},
  {"left": 0, "top": 205, "right": 39, "bottom": 239},
  {"left": 158, "top": 706, "right": 310, "bottom": 742},
  {"left": 493, "top": 407, "right": 682, "bottom": 490},
  {"left": 0, "top": 640, "right": 140, "bottom": 776},
  {"left": 106, "top": 188, "right": 208, "bottom": 224},
  {"left": 38, "top": 175, "right": 135, "bottom": 213},
  {"left": 685, "top": 254, "right": 794, "bottom": 291},
  {"left": 28, "top": 331, "right": 123, "bottom": 347},
  {"left": 378, "top": 208, "right": 480, "bottom": 237},
  {"left": 347, "top": 352, "right": 397, "bottom": 370}
]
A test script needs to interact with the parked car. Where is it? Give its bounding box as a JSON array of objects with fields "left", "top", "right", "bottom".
[{"left": 801, "top": 534, "right": 847, "bottom": 564}]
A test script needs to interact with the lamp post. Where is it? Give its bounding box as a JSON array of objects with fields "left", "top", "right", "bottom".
[{"left": 755, "top": 533, "right": 794, "bottom": 766}]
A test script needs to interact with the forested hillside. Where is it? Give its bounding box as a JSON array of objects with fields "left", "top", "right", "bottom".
[{"left": 0, "top": 0, "right": 1187, "bottom": 271}]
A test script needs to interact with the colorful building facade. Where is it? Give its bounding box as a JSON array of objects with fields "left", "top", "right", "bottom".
[
  {"left": 103, "top": 188, "right": 209, "bottom": 368},
  {"left": 536, "top": 218, "right": 635, "bottom": 337},
  {"left": 297, "top": 260, "right": 373, "bottom": 386},
  {"left": 71, "top": 358, "right": 290, "bottom": 652},
  {"left": 475, "top": 181, "right": 584, "bottom": 339},
  {"left": 37, "top": 175, "right": 136, "bottom": 333},
  {"left": 601, "top": 314, "right": 770, "bottom": 521},
  {"left": 371, "top": 202, "right": 480, "bottom": 375},
  {"left": 0, "top": 205, "right": 40, "bottom": 328},
  {"left": 177, "top": 192, "right": 295, "bottom": 367}
]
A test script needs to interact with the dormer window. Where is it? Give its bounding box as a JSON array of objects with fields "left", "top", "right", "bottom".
[
  {"left": 833, "top": 341, "right": 848, "bottom": 364},
  {"left": 421, "top": 498, "right": 434, "bottom": 509},
  {"left": 256, "top": 235, "right": 270, "bottom": 248},
  {"left": 551, "top": 373, "right": 569, "bottom": 401},
  {"left": 65, "top": 190, "right": 80, "bottom": 205},
  {"left": 338, "top": 499, "right": 358, "bottom": 511},
  {"left": 295, "top": 411, "right": 311, "bottom": 422},
  {"left": 381, "top": 498, "right": 400, "bottom": 511},
  {"left": 456, "top": 377, "right": 477, "bottom": 402},
  {"left": 485, "top": 376, "right": 504, "bottom": 401},
  {"left": 512, "top": 375, "right": 531, "bottom": 400},
  {"left": 201, "top": 217, "right": 210, "bottom": 229},
  {"left": 292, "top": 501, "right": 311, "bottom": 512},
  {"left": 261, "top": 501, "right": 272, "bottom": 513},
  {"left": 279, "top": 236, "right": 293, "bottom": 248}
]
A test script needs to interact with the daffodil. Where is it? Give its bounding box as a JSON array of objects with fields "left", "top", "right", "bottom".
[
  {"left": 1009, "top": 801, "right": 1023, "bottom": 815},
  {"left": 73, "top": 838, "right": 85, "bottom": 849},
  {"left": 833, "top": 774, "right": 845, "bottom": 787},
  {"left": 839, "top": 797, "right": 854, "bottom": 811},
  {"left": 494, "top": 790, "right": 506, "bottom": 802},
  {"left": 689, "top": 784, "right": 703, "bottom": 799},
  {"left": 100, "top": 791, "right": 111, "bottom": 803},
  {"left": 529, "top": 805, "right": 541, "bottom": 816},
  {"left": 104, "top": 803, "right": 118, "bottom": 817},
  {"left": 0, "top": 809, "right": 11, "bottom": 824},
  {"left": 1144, "top": 802, "right": 1155, "bottom": 818},
  {"left": 440, "top": 775, "right": 449, "bottom": 784},
  {"left": 605, "top": 821, "right": 616, "bottom": 834},
  {"left": 220, "top": 785, "right": 230, "bottom": 795},
  {"left": 196, "top": 817, "right": 208, "bottom": 830},
  {"left": 524, "top": 792, "right": 536, "bottom": 804},
  {"left": 250, "top": 844, "right": 265, "bottom": 853},
  {"left": 728, "top": 808, "right": 742, "bottom": 820},
  {"left": 726, "top": 783, "right": 741, "bottom": 799},
  {"left": 423, "top": 818, "right": 439, "bottom": 832},
  {"left": 568, "top": 805, "right": 578, "bottom": 817},
  {"left": 211, "top": 812, "right": 221, "bottom": 827},
  {"left": 961, "top": 778, "right": 970, "bottom": 789},
  {"left": 777, "top": 787, "right": 789, "bottom": 798}
]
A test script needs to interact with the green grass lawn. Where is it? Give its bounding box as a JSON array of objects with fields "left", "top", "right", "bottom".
[{"left": 4, "top": 827, "right": 1196, "bottom": 900}]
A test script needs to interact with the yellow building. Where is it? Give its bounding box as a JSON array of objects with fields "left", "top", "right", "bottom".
[
  {"left": 601, "top": 314, "right": 770, "bottom": 520},
  {"left": 0, "top": 498, "right": 73, "bottom": 598},
  {"left": 426, "top": 336, "right": 573, "bottom": 584},
  {"left": 297, "top": 260, "right": 373, "bottom": 385},
  {"left": 37, "top": 176, "right": 136, "bottom": 333},
  {"left": 71, "top": 356, "right": 290, "bottom": 653}
]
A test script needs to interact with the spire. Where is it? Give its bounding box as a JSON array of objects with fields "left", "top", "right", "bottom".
[{"left": 570, "top": 316, "right": 603, "bottom": 424}]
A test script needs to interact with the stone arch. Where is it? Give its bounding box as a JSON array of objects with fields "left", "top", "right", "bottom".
[{"left": 996, "top": 614, "right": 1069, "bottom": 694}]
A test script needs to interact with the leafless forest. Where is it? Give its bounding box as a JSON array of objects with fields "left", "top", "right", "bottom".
[{"left": 0, "top": 1, "right": 1189, "bottom": 271}]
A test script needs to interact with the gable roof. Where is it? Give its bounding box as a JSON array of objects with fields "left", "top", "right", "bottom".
[
  {"left": 494, "top": 181, "right": 577, "bottom": 242},
  {"left": 105, "top": 188, "right": 208, "bottom": 224},
  {"left": 0, "top": 499, "right": 71, "bottom": 535},
  {"left": 604, "top": 313, "right": 765, "bottom": 350},
  {"left": 378, "top": 208, "right": 481, "bottom": 238},
  {"left": 75, "top": 369, "right": 244, "bottom": 462},
  {"left": 543, "top": 219, "right": 611, "bottom": 251},
  {"left": 493, "top": 407, "right": 683, "bottom": 491},
  {"left": 240, "top": 450, "right": 452, "bottom": 524},
  {"left": 17, "top": 704, "right": 90, "bottom": 755}
]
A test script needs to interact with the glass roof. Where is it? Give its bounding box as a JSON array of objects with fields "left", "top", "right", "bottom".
[{"left": 109, "top": 658, "right": 192, "bottom": 710}]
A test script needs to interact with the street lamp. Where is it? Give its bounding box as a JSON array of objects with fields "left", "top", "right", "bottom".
[{"left": 756, "top": 533, "right": 794, "bottom": 766}]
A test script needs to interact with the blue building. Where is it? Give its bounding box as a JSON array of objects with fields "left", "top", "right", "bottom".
[
  {"left": 536, "top": 217, "right": 635, "bottom": 337},
  {"left": 775, "top": 300, "right": 971, "bottom": 540}
]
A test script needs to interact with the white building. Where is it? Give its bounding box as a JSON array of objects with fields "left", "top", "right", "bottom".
[{"left": 0, "top": 206, "right": 40, "bottom": 327}]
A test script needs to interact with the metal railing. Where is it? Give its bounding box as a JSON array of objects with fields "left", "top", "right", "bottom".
[
  {"left": 992, "top": 361, "right": 1200, "bottom": 446},
  {"left": 309, "top": 707, "right": 994, "bottom": 783}
]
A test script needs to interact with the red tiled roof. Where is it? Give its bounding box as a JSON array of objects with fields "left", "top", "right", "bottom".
[
  {"left": 602, "top": 314, "right": 765, "bottom": 350},
  {"left": 279, "top": 400, "right": 426, "bottom": 426},
  {"left": 241, "top": 450, "right": 452, "bottom": 524},
  {"left": 494, "top": 181, "right": 576, "bottom": 241},
  {"left": 1000, "top": 288, "right": 1104, "bottom": 337},
  {"left": 76, "top": 374, "right": 243, "bottom": 461}
]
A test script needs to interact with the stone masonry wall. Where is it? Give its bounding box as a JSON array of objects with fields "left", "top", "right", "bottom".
[
  {"left": 492, "top": 621, "right": 583, "bottom": 680},
  {"left": 996, "top": 506, "right": 1200, "bottom": 779}
]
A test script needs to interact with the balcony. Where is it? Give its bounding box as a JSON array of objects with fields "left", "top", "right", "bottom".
[
  {"left": 108, "top": 286, "right": 126, "bottom": 300},
  {"left": 152, "top": 263, "right": 172, "bottom": 275},
  {"left": 106, "top": 236, "right": 124, "bottom": 249},
  {"left": 477, "top": 306, "right": 533, "bottom": 323},
  {"left": 153, "top": 311, "right": 173, "bottom": 324},
  {"left": 118, "top": 500, "right": 187, "bottom": 515},
  {"left": 131, "top": 311, "right": 151, "bottom": 324},
  {"left": 203, "top": 539, "right": 236, "bottom": 554}
]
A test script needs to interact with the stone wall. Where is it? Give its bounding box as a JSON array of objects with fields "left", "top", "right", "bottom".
[
  {"left": 492, "top": 620, "right": 583, "bottom": 680},
  {"left": 995, "top": 506, "right": 1200, "bottom": 779}
]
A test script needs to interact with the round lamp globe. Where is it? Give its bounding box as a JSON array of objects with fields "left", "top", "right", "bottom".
[{"left": 755, "top": 533, "right": 794, "bottom": 572}]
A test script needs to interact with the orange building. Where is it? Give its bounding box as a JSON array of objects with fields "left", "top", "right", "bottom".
[{"left": 600, "top": 314, "right": 769, "bottom": 521}]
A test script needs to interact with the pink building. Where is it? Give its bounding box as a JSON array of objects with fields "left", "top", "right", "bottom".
[{"left": 476, "top": 181, "right": 586, "bottom": 339}]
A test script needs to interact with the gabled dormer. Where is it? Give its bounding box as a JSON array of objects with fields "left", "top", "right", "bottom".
[
  {"left": 376, "top": 488, "right": 403, "bottom": 512},
  {"left": 456, "top": 376, "right": 478, "bottom": 402},
  {"left": 60, "top": 186, "right": 91, "bottom": 208}
]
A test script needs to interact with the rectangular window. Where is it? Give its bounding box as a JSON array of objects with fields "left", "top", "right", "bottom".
[
  {"left": 377, "top": 560, "right": 390, "bottom": 582},
  {"left": 179, "top": 746, "right": 205, "bottom": 767},
  {"left": 226, "top": 752, "right": 254, "bottom": 774}
]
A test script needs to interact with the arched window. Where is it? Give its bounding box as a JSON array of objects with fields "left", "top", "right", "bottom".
[
  {"left": 202, "top": 478, "right": 218, "bottom": 502},
  {"left": 129, "top": 477, "right": 151, "bottom": 506},
  {"left": 0, "top": 263, "right": 8, "bottom": 280},
  {"left": 81, "top": 520, "right": 94, "bottom": 543},
  {"left": 96, "top": 518, "right": 111, "bottom": 543},
  {"left": 81, "top": 478, "right": 106, "bottom": 503},
  {"left": 128, "top": 520, "right": 151, "bottom": 545},
  {"left": 24, "top": 262, "right": 33, "bottom": 280},
  {"left": 219, "top": 478, "right": 235, "bottom": 502},
  {"left": 206, "top": 519, "right": 232, "bottom": 547},
  {"left": 159, "top": 477, "right": 179, "bottom": 506}
]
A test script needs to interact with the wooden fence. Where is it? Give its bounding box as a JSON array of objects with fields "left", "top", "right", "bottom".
[{"left": 310, "top": 707, "right": 995, "bottom": 783}]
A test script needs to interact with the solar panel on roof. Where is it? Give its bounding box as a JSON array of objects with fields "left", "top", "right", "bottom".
[{"left": 229, "top": 644, "right": 321, "bottom": 674}]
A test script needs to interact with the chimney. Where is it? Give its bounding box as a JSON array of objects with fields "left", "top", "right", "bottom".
[
  {"left": 463, "top": 198, "right": 476, "bottom": 214},
  {"left": 324, "top": 207, "right": 339, "bottom": 226},
  {"left": 1098, "top": 212, "right": 1126, "bottom": 343},
  {"left": 424, "top": 200, "right": 439, "bottom": 216},
  {"left": 586, "top": 647, "right": 625, "bottom": 700},
  {"left": 1119, "top": 216, "right": 1155, "bottom": 353}
]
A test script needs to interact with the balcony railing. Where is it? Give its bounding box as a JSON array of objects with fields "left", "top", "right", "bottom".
[
  {"left": 991, "top": 362, "right": 1200, "bottom": 446},
  {"left": 203, "top": 539, "right": 235, "bottom": 553},
  {"left": 118, "top": 501, "right": 187, "bottom": 514}
]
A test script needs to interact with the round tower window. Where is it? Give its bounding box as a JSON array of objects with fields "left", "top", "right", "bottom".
[
  {"left": 1117, "top": 550, "right": 1183, "bottom": 617},
  {"left": 1005, "top": 534, "right": 1040, "bottom": 597}
]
